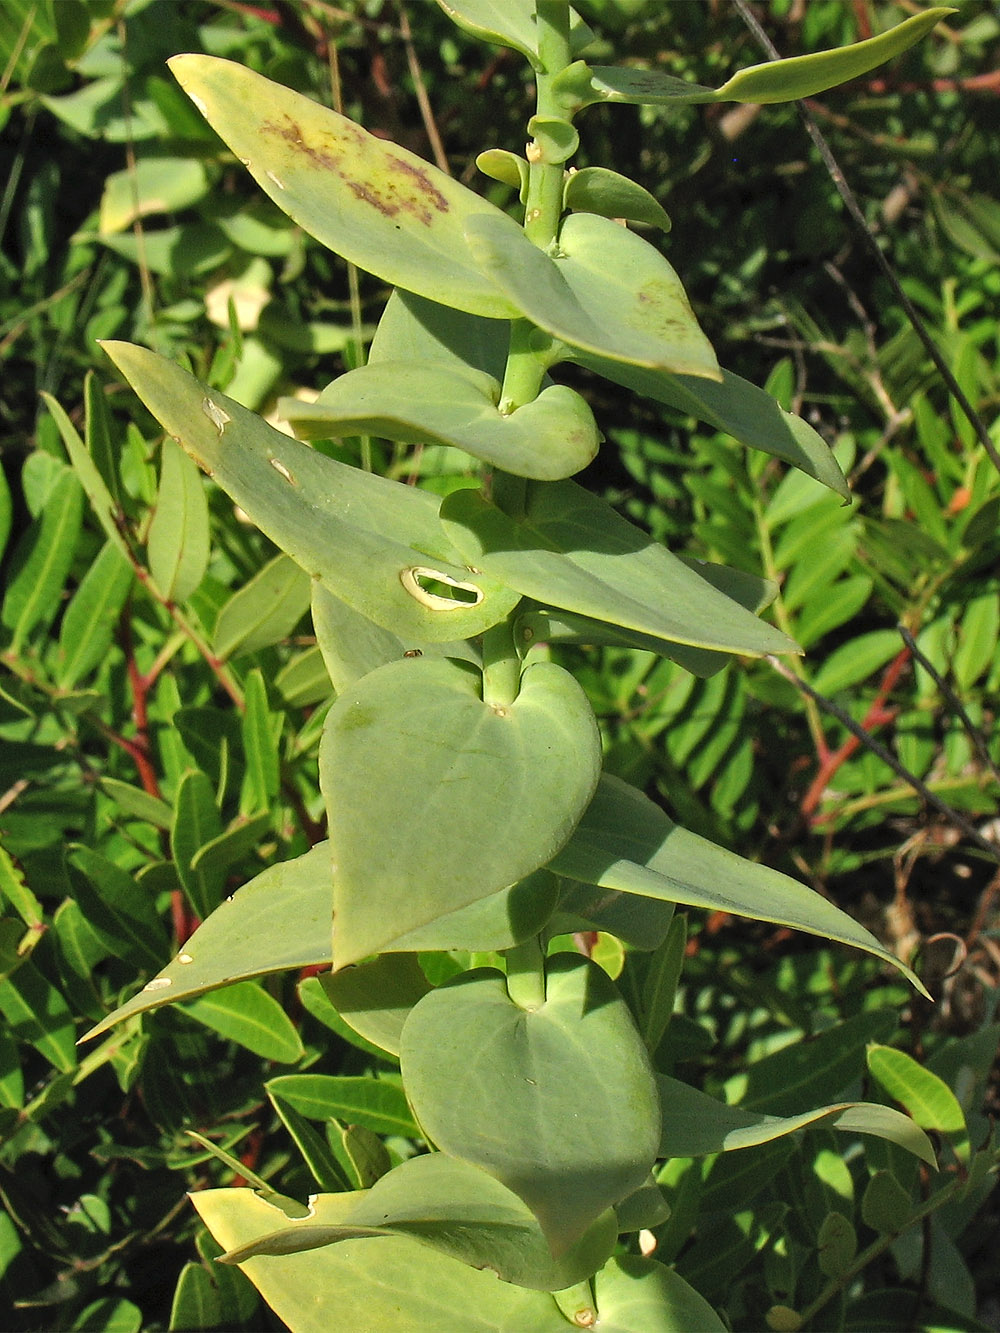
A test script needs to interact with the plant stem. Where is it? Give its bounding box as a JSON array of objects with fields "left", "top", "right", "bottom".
[
  {"left": 505, "top": 935, "right": 547, "bottom": 1011},
  {"left": 481, "top": 621, "right": 521, "bottom": 710}
]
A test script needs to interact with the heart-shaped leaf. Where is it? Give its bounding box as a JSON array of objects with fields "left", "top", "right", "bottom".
[
  {"left": 400, "top": 956, "right": 660, "bottom": 1253},
  {"left": 368, "top": 288, "right": 508, "bottom": 381},
  {"left": 168, "top": 55, "right": 520, "bottom": 319},
  {"left": 321, "top": 657, "right": 601, "bottom": 967},
  {"left": 101, "top": 342, "right": 519, "bottom": 643},
  {"left": 283, "top": 362, "right": 600, "bottom": 481},
  {"left": 465, "top": 212, "right": 720, "bottom": 378},
  {"left": 441, "top": 480, "right": 796, "bottom": 656},
  {"left": 551, "top": 775, "right": 928, "bottom": 994}
]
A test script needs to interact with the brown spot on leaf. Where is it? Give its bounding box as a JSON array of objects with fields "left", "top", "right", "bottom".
[{"left": 260, "top": 111, "right": 450, "bottom": 228}]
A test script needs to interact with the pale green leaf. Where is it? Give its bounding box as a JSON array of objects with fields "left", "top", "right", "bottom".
[
  {"left": 322, "top": 657, "right": 600, "bottom": 967},
  {"left": 368, "top": 288, "right": 507, "bottom": 381},
  {"left": 282, "top": 362, "right": 600, "bottom": 481},
  {"left": 441, "top": 480, "right": 796, "bottom": 656},
  {"left": 102, "top": 341, "right": 520, "bottom": 643},
  {"left": 319, "top": 954, "right": 431, "bottom": 1058},
  {"left": 466, "top": 211, "right": 720, "bottom": 378},
  {"left": 222, "top": 1154, "right": 616, "bottom": 1293},
  {"left": 168, "top": 55, "right": 520, "bottom": 319},
  {"left": 592, "top": 1256, "right": 726, "bottom": 1333},
  {"left": 400, "top": 956, "right": 660, "bottom": 1254},
  {"left": 713, "top": 9, "right": 955, "bottom": 104},
  {"left": 550, "top": 775, "right": 928, "bottom": 994},
  {"left": 310, "top": 582, "right": 479, "bottom": 694},
  {"left": 569, "top": 356, "right": 849, "bottom": 498},
  {"left": 576, "top": 10, "right": 954, "bottom": 108},
  {"left": 564, "top": 166, "right": 671, "bottom": 231},
  {"left": 191, "top": 1187, "right": 568, "bottom": 1332},
  {"left": 82, "top": 843, "right": 333, "bottom": 1042},
  {"left": 433, "top": 1, "right": 594, "bottom": 69},
  {"left": 657, "top": 1075, "right": 936, "bottom": 1167}
]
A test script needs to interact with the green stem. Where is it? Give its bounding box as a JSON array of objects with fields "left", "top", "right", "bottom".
[
  {"left": 505, "top": 935, "right": 547, "bottom": 1011},
  {"left": 482, "top": 621, "right": 521, "bottom": 710},
  {"left": 793, "top": 1177, "right": 965, "bottom": 1329}
]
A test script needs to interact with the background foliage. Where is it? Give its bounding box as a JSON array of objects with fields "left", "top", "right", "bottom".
[{"left": 0, "top": 1, "right": 998, "bottom": 1328}]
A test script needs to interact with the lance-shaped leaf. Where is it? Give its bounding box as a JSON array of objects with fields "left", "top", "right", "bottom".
[
  {"left": 322, "top": 657, "right": 601, "bottom": 967},
  {"left": 569, "top": 353, "right": 850, "bottom": 499},
  {"left": 219, "top": 1154, "right": 617, "bottom": 1293},
  {"left": 658, "top": 1074, "right": 936, "bottom": 1166},
  {"left": 81, "top": 843, "right": 334, "bottom": 1041},
  {"left": 167, "top": 55, "right": 520, "bottom": 319},
  {"left": 283, "top": 362, "right": 600, "bottom": 481},
  {"left": 434, "top": 0, "right": 594, "bottom": 71},
  {"left": 101, "top": 342, "right": 519, "bottom": 643},
  {"left": 550, "top": 774, "right": 929, "bottom": 995},
  {"left": 465, "top": 212, "right": 720, "bottom": 378},
  {"left": 559, "top": 10, "right": 954, "bottom": 109},
  {"left": 400, "top": 957, "right": 661, "bottom": 1254},
  {"left": 441, "top": 479, "right": 796, "bottom": 657},
  {"left": 191, "top": 1188, "right": 569, "bottom": 1333}
]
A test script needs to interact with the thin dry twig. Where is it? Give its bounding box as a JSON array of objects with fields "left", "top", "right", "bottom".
[{"left": 731, "top": 0, "right": 1000, "bottom": 481}]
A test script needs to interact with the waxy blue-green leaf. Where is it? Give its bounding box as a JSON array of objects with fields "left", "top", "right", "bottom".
[
  {"left": 101, "top": 342, "right": 520, "bottom": 643},
  {"left": 658, "top": 1075, "right": 936, "bottom": 1166},
  {"left": 566, "top": 10, "right": 954, "bottom": 108},
  {"left": 400, "top": 956, "right": 660, "bottom": 1254},
  {"left": 564, "top": 166, "right": 671, "bottom": 232},
  {"left": 182, "top": 981, "right": 304, "bottom": 1064},
  {"left": 213, "top": 553, "right": 312, "bottom": 661},
  {"left": 466, "top": 212, "right": 720, "bottom": 378},
  {"left": 282, "top": 362, "right": 600, "bottom": 482},
  {"left": 222, "top": 1154, "right": 617, "bottom": 1293},
  {"left": 322, "top": 657, "right": 601, "bottom": 967},
  {"left": 477, "top": 147, "right": 529, "bottom": 197},
  {"left": 368, "top": 288, "right": 507, "bottom": 381},
  {"left": 382, "top": 868, "right": 561, "bottom": 955},
  {"left": 168, "top": 55, "right": 520, "bottom": 319},
  {"left": 570, "top": 354, "right": 850, "bottom": 498},
  {"left": 550, "top": 775, "right": 928, "bottom": 994},
  {"left": 592, "top": 1257, "right": 726, "bottom": 1333},
  {"left": 320, "top": 954, "right": 431, "bottom": 1059},
  {"left": 441, "top": 480, "right": 796, "bottom": 656},
  {"left": 310, "top": 583, "right": 478, "bottom": 695},
  {"left": 148, "top": 436, "right": 210, "bottom": 604},
  {"left": 82, "top": 843, "right": 333, "bottom": 1041},
  {"left": 191, "top": 1187, "right": 569, "bottom": 1333},
  {"left": 434, "top": 1, "right": 594, "bottom": 70},
  {"left": 518, "top": 608, "right": 733, "bottom": 679}
]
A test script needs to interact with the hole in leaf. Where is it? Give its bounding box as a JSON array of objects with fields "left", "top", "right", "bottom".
[{"left": 400, "top": 567, "right": 484, "bottom": 611}]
